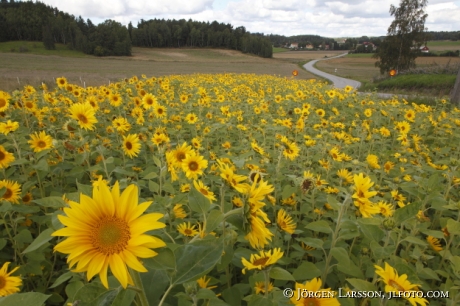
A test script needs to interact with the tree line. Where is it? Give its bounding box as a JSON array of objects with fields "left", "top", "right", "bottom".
[{"left": 0, "top": 0, "right": 272, "bottom": 58}]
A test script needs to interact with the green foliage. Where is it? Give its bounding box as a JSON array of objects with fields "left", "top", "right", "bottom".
[{"left": 374, "top": 0, "right": 428, "bottom": 74}]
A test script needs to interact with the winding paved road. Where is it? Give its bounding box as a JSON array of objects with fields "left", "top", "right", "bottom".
[{"left": 303, "top": 53, "right": 362, "bottom": 89}]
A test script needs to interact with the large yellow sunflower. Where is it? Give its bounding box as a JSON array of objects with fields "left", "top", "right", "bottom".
[
  {"left": 0, "top": 180, "right": 21, "bottom": 204},
  {"left": 181, "top": 153, "right": 208, "bottom": 180},
  {"left": 122, "top": 134, "right": 141, "bottom": 158},
  {"left": 28, "top": 131, "right": 53, "bottom": 153},
  {"left": 193, "top": 180, "right": 216, "bottom": 202},
  {"left": 0, "top": 262, "right": 22, "bottom": 296},
  {"left": 142, "top": 93, "right": 157, "bottom": 110},
  {"left": 52, "top": 181, "right": 166, "bottom": 289},
  {"left": 0, "top": 120, "right": 19, "bottom": 135},
  {"left": 69, "top": 103, "right": 98, "bottom": 130},
  {"left": 374, "top": 262, "right": 428, "bottom": 306},
  {"left": 0, "top": 145, "right": 15, "bottom": 169},
  {"left": 290, "top": 278, "right": 340, "bottom": 305}
]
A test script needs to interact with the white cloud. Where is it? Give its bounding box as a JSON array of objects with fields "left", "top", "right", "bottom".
[{"left": 37, "top": 0, "right": 460, "bottom": 37}]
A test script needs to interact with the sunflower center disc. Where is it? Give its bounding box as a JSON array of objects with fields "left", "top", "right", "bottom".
[
  {"left": 188, "top": 161, "right": 199, "bottom": 171},
  {"left": 37, "top": 141, "right": 47, "bottom": 148},
  {"left": 0, "top": 275, "right": 6, "bottom": 289},
  {"left": 303, "top": 298, "right": 319, "bottom": 306},
  {"left": 0, "top": 98, "right": 6, "bottom": 108},
  {"left": 388, "top": 280, "right": 405, "bottom": 292},
  {"left": 252, "top": 256, "right": 269, "bottom": 267},
  {"left": 3, "top": 189, "right": 12, "bottom": 199},
  {"left": 92, "top": 216, "right": 131, "bottom": 255},
  {"left": 0, "top": 151, "right": 5, "bottom": 160},
  {"left": 77, "top": 114, "right": 89, "bottom": 124},
  {"left": 126, "top": 142, "right": 133, "bottom": 150}
]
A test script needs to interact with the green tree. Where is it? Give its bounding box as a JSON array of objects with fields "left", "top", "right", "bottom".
[{"left": 374, "top": 0, "right": 428, "bottom": 74}]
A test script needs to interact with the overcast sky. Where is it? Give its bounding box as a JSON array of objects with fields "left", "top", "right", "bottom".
[{"left": 38, "top": 0, "right": 460, "bottom": 37}]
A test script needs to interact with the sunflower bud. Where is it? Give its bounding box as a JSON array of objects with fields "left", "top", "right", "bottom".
[{"left": 382, "top": 218, "right": 395, "bottom": 230}]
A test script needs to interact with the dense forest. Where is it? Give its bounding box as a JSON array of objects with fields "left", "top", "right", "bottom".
[{"left": 0, "top": 0, "right": 272, "bottom": 58}]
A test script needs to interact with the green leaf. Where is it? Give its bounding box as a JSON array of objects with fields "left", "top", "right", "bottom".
[
  {"left": 143, "top": 247, "right": 176, "bottom": 270},
  {"left": 305, "top": 220, "right": 332, "bottom": 233},
  {"left": 337, "top": 262, "right": 364, "bottom": 278},
  {"left": 296, "top": 237, "right": 323, "bottom": 249},
  {"left": 0, "top": 292, "right": 50, "bottom": 306},
  {"left": 330, "top": 247, "right": 350, "bottom": 265},
  {"left": 49, "top": 271, "right": 74, "bottom": 289},
  {"left": 346, "top": 278, "right": 377, "bottom": 292},
  {"left": 197, "top": 288, "right": 219, "bottom": 300},
  {"left": 22, "top": 228, "right": 54, "bottom": 254},
  {"left": 292, "top": 262, "right": 322, "bottom": 281},
  {"left": 403, "top": 236, "right": 428, "bottom": 246},
  {"left": 205, "top": 210, "right": 224, "bottom": 234},
  {"left": 269, "top": 267, "right": 295, "bottom": 281},
  {"left": 152, "top": 156, "right": 162, "bottom": 168},
  {"left": 142, "top": 172, "right": 158, "bottom": 180},
  {"left": 72, "top": 282, "right": 111, "bottom": 306},
  {"left": 148, "top": 180, "right": 159, "bottom": 193},
  {"left": 394, "top": 201, "right": 423, "bottom": 224},
  {"left": 172, "top": 238, "right": 224, "bottom": 285},
  {"left": 33, "top": 196, "right": 67, "bottom": 208},
  {"left": 281, "top": 185, "right": 297, "bottom": 199},
  {"left": 0, "top": 201, "right": 12, "bottom": 213},
  {"left": 14, "top": 229, "right": 33, "bottom": 245},
  {"left": 447, "top": 219, "right": 460, "bottom": 235},
  {"left": 77, "top": 181, "right": 93, "bottom": 197},
  {"left": 33, "top": 158, "right": 49, "bottom": 172},
  {"left": 357, "top": 219, "right": 384, "bottom": 242},
  {"left": 0, "top": 238, "right": 7, "bottom": 251},
  {"left": 140, "top": 270, "right": 170, "bottom": 305},
  {"left": 188, "top": 186, "right": 211, "bottom": 215},
  {"left": 326, "top": 195, "right": 340, "bottom": 210}
]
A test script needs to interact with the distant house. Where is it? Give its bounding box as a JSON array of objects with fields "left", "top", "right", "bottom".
[
  {"left": 289, "top": 42, "right": 299, "bottom": 49},
  {"left": 420, "top": 46, "right": 429, "bottom": 53},
  {"left": 362, "top": 42, "right": 376, "bottom": 51},
  {"left": 305, "top": 44, "right": 314, "bottom": 50}
]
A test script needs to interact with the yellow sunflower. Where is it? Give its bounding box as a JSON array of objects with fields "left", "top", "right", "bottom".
[
  {"left": 0, "top": 91, "right": 10, "bottom": 112},
  {"left": 185, "top": 113, "right": 198, "bottom": 124},
  {"left": 0, "top": 262, "right": 22, "bottom": 297},
  {"left": 0, "top": 145, "right": 15, "bottom": 169},
  {"left": 56, "top": 77, "right": 67, "bottom": 88},
  {"left": 193, "top": 180, "right": 216, "bottom": 202},
  {"left": 181, "top": 153, "right": 208, "bottom": 180},
  {"left": 142, "top": 93, "right": 157, "bottom": 109},
  {"left": 177, "top": 222, "right": 199, "bottom": 237},
  {"left": 28, "top": 131, "right": 53, "bottom": 152},
  {"left": 277, "top": 209, "right": 296, "bottom": 234},
  {"left": 0, "top": 120, "right": 19, "bottom": 135},
  {"left": 426, "top": 236, "right": 442, "bottom": 252},
  {"left": 241, "top": 248, "right": 283, "bottom": 274},
  {"left": 173, "top": 204, "right": 187, "bottom": 219},
  {"left": 122, "top": 134, "right": 141, "bottom": 158},
  {"left": 52, "top": 182, "right": 166, "bottom": 289},
  {"left": 154, "top": 104, "right": 167, "bottom": 118},
  {"left": 171, "top": 143, "right": 193, "bottom": 166},
  {"left": 374, "top": 262, "right": 428, "bottom": 306},
  {"left": 290, "top": 278, "right": 339, "bottom": 306},
  {"left": 0, "top": 180, "right": 21, "bottom": 205},
  {"left": 69, "top": 103, "right": 98, "bottom": 130}
]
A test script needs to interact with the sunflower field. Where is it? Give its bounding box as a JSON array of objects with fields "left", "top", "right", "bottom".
[{"left": 0, "top": 73, "right": 459, "bottom": 306}]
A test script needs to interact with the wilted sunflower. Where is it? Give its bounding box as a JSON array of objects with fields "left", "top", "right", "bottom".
[
  {"left": 122, "top": 134, "right": 141, "bottom": 158},
  {"left": 0, "top": 145, "right": 15, "bottom": 169},
  {"left": 0, "top": 262, "right": 22, "bottom": 296},
  {"left": 52, "top": 182, "right": 166, "bottom": 289},
  {"left": 28, "top": 131, "right": 53, "bottom": 152},
  {"left": 69, "top": 103, "right": 98, "bottom": 130}
]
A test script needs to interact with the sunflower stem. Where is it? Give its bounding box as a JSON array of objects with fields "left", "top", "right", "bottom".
[
  {"left": 263, "top": 268, "right": 270, "bottom": 298},
  {"left": 158, "top": 283, "right": 174, "bottom": 306},
  {"left": 130, "top": 269, "right": 149, "bottom": 306}
]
